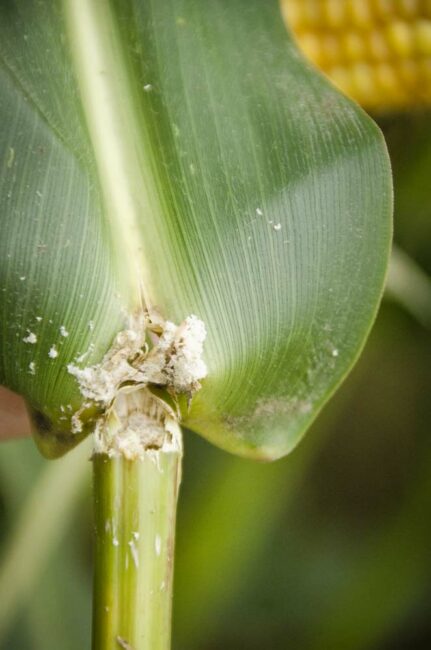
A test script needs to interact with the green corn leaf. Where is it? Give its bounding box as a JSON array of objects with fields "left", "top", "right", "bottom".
[{"left": 0, "top": 0, "right": 392, "bottom": 460}]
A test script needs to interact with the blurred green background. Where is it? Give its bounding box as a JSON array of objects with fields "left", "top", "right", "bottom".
[{"left": 0, "top": 110, "right": 430, "bottom": 650}]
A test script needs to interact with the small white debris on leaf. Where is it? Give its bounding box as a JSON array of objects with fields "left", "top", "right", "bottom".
[
  {"left": 256, "top": 207, "right": 263, "bottom": 216},
  {"left": 23, "top": 332, "right": 37, "bottom": 344},
  {"left": 28, "top": 361, "right": 36, "bottom": 375},
  {"left": 48, "top": 345, "right": 58, "bottom": 358},
  {"left": 60, "top": 325, "right": 69, "bottom": 337},
  {"left": 273, "top": 223, "right": 282, "bottom": 231}
]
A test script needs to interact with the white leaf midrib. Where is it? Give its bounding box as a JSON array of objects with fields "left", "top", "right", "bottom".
[{"left": 64, "top": 0, "right": 162, "bottom": 309}]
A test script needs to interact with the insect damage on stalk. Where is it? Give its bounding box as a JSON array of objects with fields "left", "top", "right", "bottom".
[{"left": 67, "top": 311, "right": 207, "bottom": 457}]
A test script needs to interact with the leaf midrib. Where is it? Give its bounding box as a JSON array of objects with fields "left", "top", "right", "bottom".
[{"left": 64, "top": 0, "right": 171, "bottom": 310}]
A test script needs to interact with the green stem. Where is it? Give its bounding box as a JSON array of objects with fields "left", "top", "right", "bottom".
[{"left": 92, "top": 390, "right": 182, "bottom": 650}]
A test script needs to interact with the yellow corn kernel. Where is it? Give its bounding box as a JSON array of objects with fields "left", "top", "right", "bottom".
[
  {"left": 398, "top": 58, "right": 417, "bottom": 84},
  {"left": 282, "top": 0, "right": 323, "bottom": 31},
  {"left": 369, "top": 29, "right": 391, "bottom": 60},
  {"left": 348, "top": 0, "right": 373, "bottom": 29},
  {"left": 375, "top": 62, "right": 407, "bottom": 102},
  {"left": 351, "top": 62, "right": 376, "bottom": 100},
  {"left": 342, "top": 31, "right": 367, "bottom": 62},
  {"left": 397, "top": 0, "right": 419, "bottom": 20},
  {"left": 376, "top": 0, "right": 397, "bottom": 20},
  {"left": 416, "top": 19, "right": 431, "bottom": 56},
  {"left": 300, "top": 0, "right": 323, "bottom": 28},
  {"left": 282, "top": 0, "right": 302, "bottom": 30},
  {"left": 320, "top": 33, "right": 341, "bottom": 66},
  {"left": 385, "top": 21, "right": 414, "bottom": 58},
  {"left": 327, "top": 65, "right": 356, "bottom": 98},
  {"left": 299, "top": 33, "right": 324, "bottom": 67},
  {"left": 322, "top": 0, "right": 347, "bottom": 29}
]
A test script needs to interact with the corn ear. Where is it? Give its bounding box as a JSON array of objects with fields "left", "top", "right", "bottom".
[{"left": 282, "top": 0, "right": 431, "bottom": 109}]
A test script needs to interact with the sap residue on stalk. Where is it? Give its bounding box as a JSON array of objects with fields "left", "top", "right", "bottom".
[
  {"left": 68, "top": 313, "right": 207, "bottom": 408},
  {"left": 68, "top": 312, "right": 207, "bottom": 456},
  {"left": 155, "top": 534, "right": 161, "bottom": 556},
  {"left": 128, "top": 539, "right": 139, "bottom": 568}
]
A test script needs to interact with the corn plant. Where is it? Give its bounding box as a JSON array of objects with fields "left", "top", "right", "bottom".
[{"left": 0, "top": 1, "right": 392, "bottom": 648}]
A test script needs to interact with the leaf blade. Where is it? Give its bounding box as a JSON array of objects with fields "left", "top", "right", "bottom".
[{"left": 0, "top": 0, "right": 392, "bottom": 459}]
